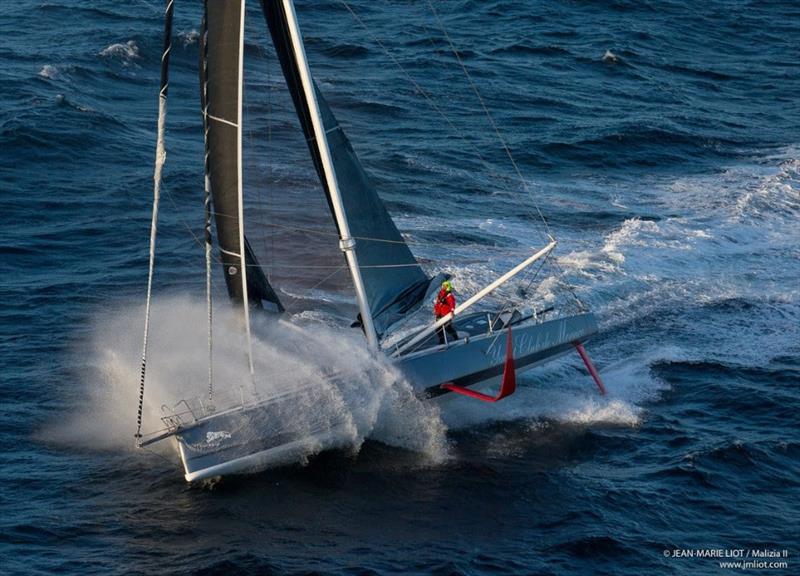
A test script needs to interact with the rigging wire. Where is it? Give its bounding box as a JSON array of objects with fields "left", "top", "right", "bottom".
[
  {"left": 160, "top": 186, "right": 207, "bottom": 251},
  {"left": 234, "top": 216, "right": 545, "bottom": 252},
  {"left": 293, "top": 264, "right": 349, "bottom": 303},
  {"left": 147, "top": 1, "right": 587, "bottom": 354},
  {"left": 483, "top": 252, "right": 550, "bottom": 355},
  {"left": 335, "top": 1, "right": 541, "bottom": 219},
  {"left": 243, "top": 6, "right": 275, "bottom": 285},
  {"left": 425, "top": 1, "right": 553, "bottom": 240},
  {"left": 335, "top": 0, "right": 581, "bottom": 314},
  {"left": 265, "top": 30, "right": 277, "bottom": 294},
  {"left": 136, "top": 0, "right": 174, "bottom": 443},
  {"left": 201, "top": 1, "right": 214, "bottom": 407},
  {"left": 422, "top": 1, "right": 587, "bottom": 311}
]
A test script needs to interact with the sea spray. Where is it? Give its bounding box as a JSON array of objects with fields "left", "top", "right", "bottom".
[
  {"left": 46, "top": 293, "right": 688, "bottom": 466},
  {"left": 45, "top": 295, "right": 450, "bottom": 467},
  {"left": 438, "top": 350, "right": 658, "bottom": 432}
]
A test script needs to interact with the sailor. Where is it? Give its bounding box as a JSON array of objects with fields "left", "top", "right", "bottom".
[{"left": 434, "top": 280, "right": 459, "bottom": 344}]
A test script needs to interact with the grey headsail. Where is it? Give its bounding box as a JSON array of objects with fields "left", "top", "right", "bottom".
[
  {"left": 259, "top": 0, "right": 430, "bottom": 335},
  {"left": 204, "top": 0, "right": 283, "bottom": 312}
]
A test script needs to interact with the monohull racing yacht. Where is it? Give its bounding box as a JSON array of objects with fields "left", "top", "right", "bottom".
[{"left": 134, "top": 0, "right": 606, "bottom": 482}]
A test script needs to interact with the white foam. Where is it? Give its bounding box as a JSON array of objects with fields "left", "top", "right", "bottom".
[
  {"left": 99, "top": 40, "right": 140, "bottom": 63},
  {"left": 43, "top": 296, "right": 450, "bottom": 467},
  {"left": 38, "top": 64, "right": 59, "bottom": 79},
  {"left": 178, "top": 29, "right": 199, "bottom": 47},
  {"left": 665, "top": 148, "right": 800, "bottom": 227},
  {"left": 43, "top": 149, "right": 799, "bottom": 469},
  {"left": 602, "top": 49, "right": 619, "bottom": 63},
  {"left": 440, "top": 342, "right": 679, "bottom": 436}
]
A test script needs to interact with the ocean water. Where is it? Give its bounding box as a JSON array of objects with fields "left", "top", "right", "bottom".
[{"left": 1, "top": 0, "right": 799, "bottom": 574}]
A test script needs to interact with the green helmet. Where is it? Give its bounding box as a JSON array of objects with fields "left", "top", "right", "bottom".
[{"left": 442, "top": 280, "right": 452, "bottom": 292}]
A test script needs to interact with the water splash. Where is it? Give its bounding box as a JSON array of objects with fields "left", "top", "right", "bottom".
[
  {"left": 178, "top": 30, "right": 199, "bottom": 47},
  {"left": 44, "top": 296, "right": 449, "bottom": 468},
  {"left": 440, "top": 345, "right": 671, "bottom": 432}
]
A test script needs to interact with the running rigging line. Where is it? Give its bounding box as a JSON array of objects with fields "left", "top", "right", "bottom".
[
  {"left": 335, "top": 0, "right": 589, "bottom": 311},
  {"left": 421, "top": 1, "right": 586, "bottom": 311},
  {"left": 336, "top": 0, "right": 552, "bottom": 242},
  {"left": 334, "top": 4, "right": 524, "bottom": 185},
  {"left": 425, "top": 0, "right": 553, "bottom": 240},
  {"left": 144, "top": 2, "right": 585, "bottom": 345}
]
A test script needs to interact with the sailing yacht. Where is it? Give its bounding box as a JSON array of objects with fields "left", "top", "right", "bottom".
[{"left": 136, "top": 0, "right": 605, "bottom": 482}]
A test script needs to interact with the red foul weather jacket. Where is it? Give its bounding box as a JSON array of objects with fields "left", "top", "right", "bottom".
[{"left": 434, "top": 289, "right": 456, "bottom": 318}]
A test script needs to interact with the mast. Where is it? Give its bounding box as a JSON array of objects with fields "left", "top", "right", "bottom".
[
  {"left": 235, "top": 1, "right": 255, "bottom": 376},
  {"left": 280, "top": 0, "right": 378, "bottom": 349}
]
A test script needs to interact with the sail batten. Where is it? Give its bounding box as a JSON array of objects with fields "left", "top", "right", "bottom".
[{"left": 260, "top": 0, "right": 431, "bottom": 337}]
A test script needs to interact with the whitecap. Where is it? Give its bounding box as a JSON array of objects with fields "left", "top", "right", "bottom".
[
  {"left": 602, "top": 49, "right": 619, "bottom": 63},
  {"left": 99, "top": 40, "right": 140, "bottom": 63},
  {"left": 38, "top": 64, "right": 59, "bottom": 79},
  {"left": 179, "top": 29, "right": 199, "bottom": 47}
]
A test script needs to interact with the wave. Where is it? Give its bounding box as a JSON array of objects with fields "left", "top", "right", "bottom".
[
  {"left": 184, "top": 555, "right": 277, "bottom": 576},
  {"left": 338, "top": 98, "right": 407, "bottom": 117},
  {"left": 0, "top": 93, "right": 129, "bottom": 156},
  {"left": 662, "top": 62, "right": 737, "bottom": 82},
  {"left": 652, "top": 358, "right": 800, "bottom": 390},
  {"left": 438, "top": 342, "right": 673, "bottom": 433},
  {"left": 37, "top": 64, "right": 59, "bottom": 79},
  {"left": 549, "top": 535, "right": 632, "bottom": 558},
  {"left": 321, "top": 42, "right": 371, "bottom": 59},
  {"left": 39, "top": 2, "right": 146, "bottom": 23},
  {"left": 733, "top": 156, "right": 800, "bottom": 220},
  {"left": 98, "top": 40, "right": 140, "bottom": 64},
  {"left": 178, "top": 29, "right": 199, "bottom": 47},
  {"left": 602, "top": 49, "right": 620, "bottom": 64},
  {"left": 489, "top": 44, "right": 570, "bottom": 57},
  {"left": 540, "top": 127, "right": 737, "bottom": 168}
]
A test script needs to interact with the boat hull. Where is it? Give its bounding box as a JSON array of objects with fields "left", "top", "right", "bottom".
[
  {"left": 173, "top": 392, "right": 354, "bottom": 482},
  {"left": 395, "top": 312, "right": 598, "bottom": 397},
  {"left": 178, "top": 427, "right": 349, "bottom": 482},
  {"left": 166, "top": 313, "right": 598, "bottom": 481}
]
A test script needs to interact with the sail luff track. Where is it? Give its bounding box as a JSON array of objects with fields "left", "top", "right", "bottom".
[{"left": 234, "top": 1, "right": 256, "bottom": 377}]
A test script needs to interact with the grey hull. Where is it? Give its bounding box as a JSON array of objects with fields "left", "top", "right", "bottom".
[
  {"left": 173, "top": 387, "right": 354, "bottom": 482},
  {"left": 170, "top": 312, "right": 598, "bottom": 481},
  {"left": 396, "top": 312, "right": 598, "bottom": 396}
]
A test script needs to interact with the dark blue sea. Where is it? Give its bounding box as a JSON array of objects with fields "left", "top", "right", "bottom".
[{"left": 2, "top": 1, "right": 799, "bottom": 574}]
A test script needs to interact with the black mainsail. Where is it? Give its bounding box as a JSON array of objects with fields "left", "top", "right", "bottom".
[
  {"left": 204, "top": 0, "right": 283, "bottom": 312},
  {"left": 260, "top": 0, "right": 430, "bottom": 336}
]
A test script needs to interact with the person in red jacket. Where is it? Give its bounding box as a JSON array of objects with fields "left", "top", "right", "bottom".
[{"left": 434, "top": 280, "right": 459, "bottom": 345}]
